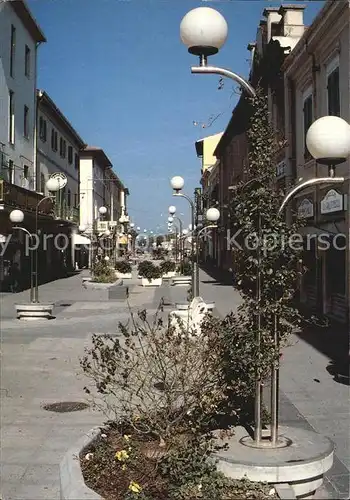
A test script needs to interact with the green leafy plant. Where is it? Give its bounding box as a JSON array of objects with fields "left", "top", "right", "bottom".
[
  {"left": 116, "top": 260, "right": 132, "bottom": 274},
  {"left": 178, "top": 261, "right": 192, "bottom": 276},
  {"left": 92, "top": 260, "right": 115, "bottom": 283},
  {"left": 138, "top": 261, "right": 161, "bottom": 281},
  {"left": 160, "top": 260, "right": 176, "bottom": 274}
]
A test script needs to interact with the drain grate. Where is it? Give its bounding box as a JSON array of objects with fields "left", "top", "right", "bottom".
[{"left": 42, "top": 401, "right": 89, "bottom": 413}]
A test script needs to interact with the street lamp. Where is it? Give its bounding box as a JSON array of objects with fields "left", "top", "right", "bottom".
[
  {"left": 170, "top": 176, "right": 196, "bottom": 298},
  {"left": 9, "top": 209, "right": 35, "bottom": 302},
  {"left": 168, "top": 209, "right": 183, "bottom": 269},
  {"left": 180, "top": 7, "right": 256, "bottom": 97},
  {"left": 180, "top": 7, "right": 348, "bottom": 453},
  {"left": 195, "top": 207, "right": 220, "bottom": 296},
  {"left": 168, "top": 205, "right": 176, "bottom": 215}
]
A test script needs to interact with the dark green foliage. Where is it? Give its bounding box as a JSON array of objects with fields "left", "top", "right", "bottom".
[
  {"left": 92, "top": 260, "right": 115, "bottom": 283},
  {"left": 138, "top": 261, "right": 161, "bottom": 280},
  {"left": 160, "top": 260, "right": 176, "bottom": 274},
  {"left": 115, "top": 260, "right": 132, "bottom": 274}
]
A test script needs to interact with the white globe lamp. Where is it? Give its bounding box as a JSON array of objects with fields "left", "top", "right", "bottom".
[
  {"left": 78, "top": 224, "right": 86, "bottom": 232},
  {"left": 46, "top": 177, "right": 61, "bottom": 192},
  {"left": 99, "top": 206, "right": 107, "bottom": 215},
  {"left": 130, "top": 223, "right": 135, "bottom": 228},
  {"left": 169, "top": 205, "right": 176, "bottom": 215},
  {"left": 168, "top": 216, "right": 174, "bottom": 223},
  {"left": 9, "top": 209, "right": 24, "bottom": 224},
  {"left": 206, "top": 207, "right": 220, "bottom": 222},
  {"left": 306, "top": 116, "right": 350, "bottom": 167},
  {"left": 137, "top": 226, "right": 141, "bottom": 231},
  {"left": 180, "top": 7, "right": 228, "bottom": 56},
  {"left": 170, "top": 176, "right": 184, "bottom": 192},
  {"left": 104, "top": 229, "right": 111, "bottom": 236},
  {"left": 104, "top": 255, "right": 110, "bottom": 262},
  {"left": 183, "top": 229, "right": 189, "bottom": 235}
]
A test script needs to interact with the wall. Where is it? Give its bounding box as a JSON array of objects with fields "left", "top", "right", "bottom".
[
  {"left": 36, "top": 105, "right": 80, "bottom": 205},
  {"left": 202, "top": 133, "right": 223, "bottom": 173},
  {"left": 79, "top": 157, "right": 93, "bottom": 230},
  {"left": 0, "top": 2, "right": 38, "bottom": 189}
]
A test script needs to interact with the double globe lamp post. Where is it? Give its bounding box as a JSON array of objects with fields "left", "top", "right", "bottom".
[
  {"left": 179, "top": 4, "right": 350, "bottom": 454},
  {"left": 9, "top": 175, "right": 64, "bottom": 304}
]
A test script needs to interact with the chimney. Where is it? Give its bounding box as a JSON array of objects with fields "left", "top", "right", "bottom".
[
  {"left": 278, "top": 4, "right": 306, "bottom": 39},
  {"left": 263, "top": 7, "right": 282, "bottom": 43}
]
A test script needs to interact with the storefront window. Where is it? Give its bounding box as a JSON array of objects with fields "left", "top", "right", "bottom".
[{"left": 326, "top": 244, "right": 346, "bottom": 295}]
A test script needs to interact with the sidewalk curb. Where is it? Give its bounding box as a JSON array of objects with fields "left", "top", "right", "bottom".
[{"left": 60, "top": 426, "right": 102, "bottom": 500}]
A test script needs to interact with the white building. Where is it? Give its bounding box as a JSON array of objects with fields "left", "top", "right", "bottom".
[
  {"left": 36, "top": 90, "right": 85, "bottom": 223},
  {"left": 79, "top": 146, "right": 129, "bottom": 237},
  {"left": 0, "top": 0, "right": 46, "bottom": 188}
]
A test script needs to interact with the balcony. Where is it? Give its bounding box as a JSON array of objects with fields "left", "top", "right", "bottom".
[
  {"left": 54, "top": 204, "right": 79, "bottom": 223},
  {"left": 0, "top": 179, "right": 52, "bottom": 215}
]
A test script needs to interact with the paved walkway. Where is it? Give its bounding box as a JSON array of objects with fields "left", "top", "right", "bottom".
[{"left": 0, "top": 267, "right": 349, "bottom": 499}]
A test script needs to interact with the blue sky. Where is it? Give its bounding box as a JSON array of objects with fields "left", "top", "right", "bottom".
[{"left": 28, "top": 0, "right": 324, "bottom": 231}]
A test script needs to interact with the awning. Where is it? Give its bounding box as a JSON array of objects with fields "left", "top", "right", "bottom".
[{"left": 72, "top": 233, "right": 91, "bottom": 245}]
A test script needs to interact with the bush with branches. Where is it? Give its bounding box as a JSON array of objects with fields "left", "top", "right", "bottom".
[
  {"left": 138, "top": 261, "right": 161, "bottom": 280},
  {"left": 92, "top": 260, "right": 115, "bottom": 283},
  {"left": 160, "top": 260, "right": 176, "bottom": 274}
]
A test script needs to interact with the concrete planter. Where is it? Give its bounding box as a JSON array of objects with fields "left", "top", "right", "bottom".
[
  {"left": 83, "top": 279, "right": 121, "bottom": 289},
  {"left": 141, "top": 277, "right": 162, "bottom": 287},
  {"left": 175, "top": 302, "right": 190, "bottom": 310},
  {"left": 162, "top": 271, "right": 176, "bottom": 278},
  {"left": 59, "top": 426, "right": 291, "bottom": 500},
  {"left": 172, "top": 276, "right": 191, "bottom": 287},
  {"left": 60, "top": 427, "right": 102, "bottom": 500},
  {"left": 15, "top": 303, "right": 54, "bottom": 320},
  {"left": 115, "top": 272, "right": 132, "bottom": 279}
]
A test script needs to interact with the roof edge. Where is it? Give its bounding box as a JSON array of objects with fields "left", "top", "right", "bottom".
[{"left": 10, "top": 1, "right": 46, "bottom": 43}]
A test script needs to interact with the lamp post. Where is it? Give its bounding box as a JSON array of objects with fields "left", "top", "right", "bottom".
[
  {"left": 90, "top": 206, "right": 107, "bottom": 268},
  {"left": 168, "top": 212, "right": 184, "bottom": 270},
  {"left": 9, "top": 209, "right": 35, "bottom": 302},
  {"left": 180, "top": 6, "right": 350, "bottom": 449},
  {"left": 170, "top": 176, "right": 195, "bottom": 299},
  {"left": 195, "top": 207, "right": 220, "bottom": 297}
]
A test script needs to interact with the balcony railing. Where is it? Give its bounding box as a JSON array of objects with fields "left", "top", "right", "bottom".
[
  {"left": 0, "top": 179, "right": 52, "bottom": 215},
  {"left": 54, "top": 204, "right": 79, "bottom": 223}
]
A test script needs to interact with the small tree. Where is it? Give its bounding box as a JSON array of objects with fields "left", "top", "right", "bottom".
[{"left": 221, "top": 89, "right": 304, "bottom": 414}]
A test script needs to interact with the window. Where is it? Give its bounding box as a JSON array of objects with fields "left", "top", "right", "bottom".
[
  {"left": 67, "top": 189, "right": 71, "bottom": 207},
  {"left": 327, "top": 67, "right": 340, "bottom": 116},
  {"left": 303, "top": 90, "right": 313, "bottom": 160},
  {"left": 22, "top": 165, "right": 29, "bottom": 188},
  {"left": 40, "top": 173, "right": 46, "bottom": 193},
  {"left": 9, "top": 90, "right": 15, "bottom": 144},
  {"left": 25, "top": 45, "right": 30, "bottom": 77},
  {"left": 51, "top": 128, "right": 58, "bottom": 151},
  {"left": 10, "top": 25, "right": 16, "bottom": 77},
  {"left": 74, "top": 153, "right": 79, "bottom": 170},
  {"left": 8, "top": 160, "right": 14, "bottom": 184},
  {"left": 68, "top": 145, "right": 73, "bottom": 164},
  {"left": 39, "top": 116, "right": 47, "bottom": 142},
  {"left": 59, "top": 138, "right": 66, "bottom": 158},
  {"left": 24, "top": 105, "right": 29, "bottom": 138}
]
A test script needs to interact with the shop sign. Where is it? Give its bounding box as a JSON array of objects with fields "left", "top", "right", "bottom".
[
  {"left": 119, "top": 235, "right": 128, "bottom": 245},
  {"left": 298, "top": 198, "right": 314, "bottom": 218},
  {"left": 320, "top": 190, "right": 344, "bottom": 214}
]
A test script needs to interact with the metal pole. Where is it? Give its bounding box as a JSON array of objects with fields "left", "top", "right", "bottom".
[
  {"left": 12, "top": 227, "right": 34, "bottom": 303},
  {"left": 271, "top": 312, "right": 279, "bottom": 445},
  {"left": 254, "top": 211, "right": 262, "bottom": 444}
]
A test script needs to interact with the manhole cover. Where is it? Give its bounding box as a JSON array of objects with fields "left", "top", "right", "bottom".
[{"left": 42, "top": 401, "right": 89, "bottom": 413}]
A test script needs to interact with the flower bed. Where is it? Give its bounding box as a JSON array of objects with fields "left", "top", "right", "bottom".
[{"left": 81, "top": 426, "right": 276, "bottom": 500}]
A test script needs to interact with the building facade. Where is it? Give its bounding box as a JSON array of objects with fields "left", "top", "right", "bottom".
[
  {"left": 195, "top": 132, "right": 222, "bottom": 264},
  {"left": 0, "top": 1, "right": 50, "bottom": 289},
  {"left": 283, "top": 0, "right": 350, "bottom": 323},
  {"left": 0, "top": 0, "right": 46, "bottom": 189},
  {"left": 79, "top": 147, "right": 129, "bottom": 262}
]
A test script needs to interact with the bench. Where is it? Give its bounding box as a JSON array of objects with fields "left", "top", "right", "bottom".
[{"left": 168, "top": 296, "right": 208, "bottom": 336}]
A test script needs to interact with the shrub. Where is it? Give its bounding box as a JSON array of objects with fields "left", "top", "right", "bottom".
[
  {"left": 92, "top": 260, "right": 115, "bottom": 283},
  {"left": 115, "top": 260, "right": 132, "bottom": 274},
  {"left": 138, "top": 261, "right": 161, "bottom": 280},
  {"left": 178, "top": 261, "right": 192, "bottom": 276},
  {"left": 160, "top": 260, "right": 176, "bottom": 274},
  {"left": 81, "top": 308, "right": 225, "bottom": 447}
]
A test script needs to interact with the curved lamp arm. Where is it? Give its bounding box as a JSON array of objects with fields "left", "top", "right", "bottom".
[
  {"left": 191, "top": 65, "right": 256, "bottom": 98},
  {"left": 196, "top": 225, "right": 217, "bottom": 240},
  {"left": 12, "top": 226, "right": 34, "bottom": 239},
  {"left": 278, "top": 176, "right": 344, "bottom": 214},
  {"left": 173, "top": 192, "right": 195, "bottom": 211}
]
